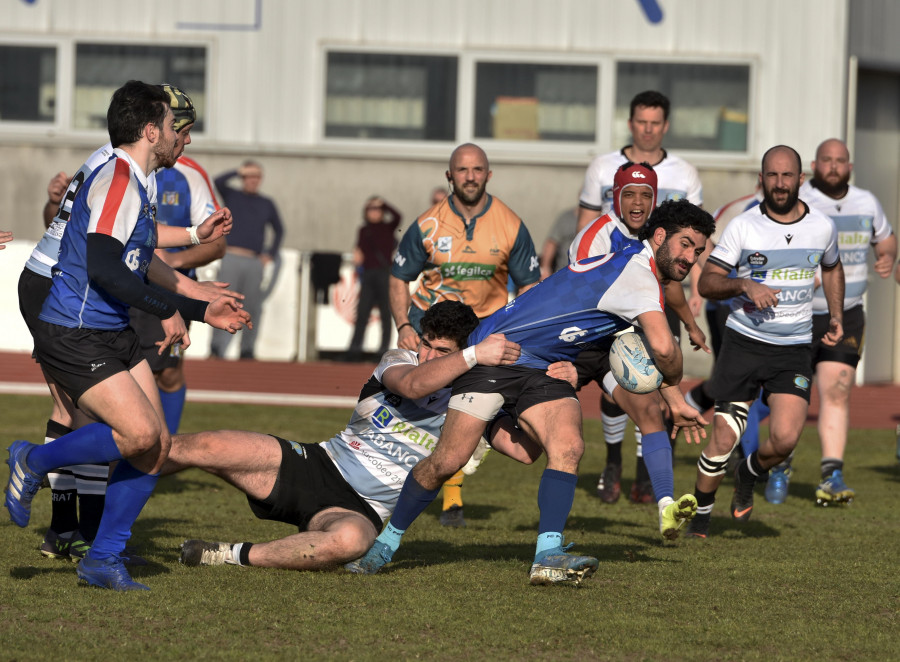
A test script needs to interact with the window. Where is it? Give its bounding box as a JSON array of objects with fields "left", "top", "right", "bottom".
[
  {"left": 474, "top": 62, "right": 597, "bottom": 142},
  {"left": 616, "top": 62, "right": 751, "bottom": 152},
  {"left": 0, "top": 45, "right": 57, "bottom": 123},
  {"left": 74, "top": 44, "right": 207, "bottom": 131},
  {"left": 325, "top": 52, "right": 457, "bottom": 141}
]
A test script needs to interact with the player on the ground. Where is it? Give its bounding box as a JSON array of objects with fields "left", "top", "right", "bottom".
[
  {"left": 348, "top": 199, "right": 714, "bottom": 586},
  {"left": 172, "top": 302, "right": 577, "bottom": 571},
  {"left": 569, "top": 162, "right": 705, "bottom": 508},
  {"left": 792, "top": 138, "right": 895, "bottom": 505},
  {"left": 576, "top": 91, "right": 706, "bottom": 502},
  {"left": 686, "top": 145, "right": 844, "bottom": 538},
  {"left": 390, "top": 143, "right": 540, "bottom": 528},
  {"left": 5, "top": 80, "right": 251, "bottom": 591}
]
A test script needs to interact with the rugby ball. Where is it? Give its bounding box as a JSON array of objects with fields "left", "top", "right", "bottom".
[{"left": 609, "top": 331, "right": 663, "bottom": 394}]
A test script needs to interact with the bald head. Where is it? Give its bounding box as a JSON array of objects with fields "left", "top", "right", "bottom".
[
  {"left": 812, "top": 138, "right": 852, "bottom": 198},
  {"left": 446, "top": 143, "right": 492, "bottom": 209},
  {"left": 449, "top": 143, "right": 490, "bottom": 171},
  {"left": 761, "top": 145, "right": 802, "bottom": 175},
  {"left": 815, "top": 138, "right": 850, "bottom": 162}
]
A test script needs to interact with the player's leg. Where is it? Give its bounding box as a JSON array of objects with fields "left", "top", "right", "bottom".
[
  {"left": 517, "top": 396, "right": 598, "bottom": 585},
  {"left": 252, "top": 509, "right": 379, "bottom": 569},
  {"left": 612, "top": 383, "right": 697, "bottom": 539},
  {"left": 156, "top": 362, "right": 187, "bottom": 435},
  {"left": 814, "top": 360, "right": 856, "bottom": 504},
  {"left": 163, "top": 430, "right": 282, "bottom": 499}
]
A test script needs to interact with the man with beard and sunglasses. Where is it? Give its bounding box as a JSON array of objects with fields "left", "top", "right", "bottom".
[
  {"left": 785, "top": 139, "right": 895, "bottom": 506},
  {"left": 686, "top": 145, "right": 845, "bottom": 538},
  {"left": 348, "top": 200, "right": 714, "bottom": 586},
  {"left": 389, "top": 143, "right": 540, "bottom": 528}
]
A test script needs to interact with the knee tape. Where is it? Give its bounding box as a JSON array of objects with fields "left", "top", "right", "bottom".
[
  {"left": 698, "top": 451, "right": 731, "bottom": 477},
  {"left": 714, "top": 401, "right": 750, "bottom": 442}
]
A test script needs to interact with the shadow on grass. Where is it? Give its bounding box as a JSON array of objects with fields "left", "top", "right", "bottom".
[
  {"left": 868, "top": 463, "right": 900, "bottom": 483},
  {"left": 9, "top": 558, "right": 171, "bottom": 581}
]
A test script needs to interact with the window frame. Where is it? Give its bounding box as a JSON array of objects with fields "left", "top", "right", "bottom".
[{"left": 0, "top": 36, "right": 213, "bottom": 139}]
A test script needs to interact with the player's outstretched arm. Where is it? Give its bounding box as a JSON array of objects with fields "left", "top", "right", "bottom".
[
  {"left": 381, "top": 333, "right": 520, "bottom": 400},
  {"left": 0, "top": 230, "right": 12, "bottom": 248},
  {"left": 157, "top": 208, "right": 233, "bottom": 248}
]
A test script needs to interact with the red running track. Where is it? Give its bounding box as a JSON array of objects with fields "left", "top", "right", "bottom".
[{"left": 2, "top": 351, "right": 898, "bottom": 429}]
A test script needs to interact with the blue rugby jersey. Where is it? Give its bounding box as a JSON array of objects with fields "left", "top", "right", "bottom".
[
  {"left": 469, "top": 241, "right": 665, "bottom": 369},
  {"left": 40, "top": 150, "right": 158, "bottom": 330}
]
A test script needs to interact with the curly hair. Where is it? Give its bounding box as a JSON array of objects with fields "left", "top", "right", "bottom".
[
  {"left": 638, "top": 199, "right": 715, "bottom": 242},
  {"left": 420, "top": 301, "right": 479, "bottom": 349}
]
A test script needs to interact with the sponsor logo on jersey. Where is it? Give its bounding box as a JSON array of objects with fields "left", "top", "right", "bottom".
[
  {"left": 750, "top": 269, "right": 767, "bottom": 283},
  {"left": 663, "top": 192, "right": 685, "bottom": 202},
  {"left": 90, "top": 362, "right": 106, "bottom": 372},
  {"left": 529, "top": 255, "right": 539, "bottom": 272},
  {"left": 747, "top": 252, "right": 767, "bottom": 267},
  {"left": 439, "top": 262, "right": 496, "bottom": 280},
  {"left": 437, "top": 236, "right": 453, "bottom": 253},
  {"left": 394, "top": 253, "right": 407, "bottom": 267},
  {"left": 384, "top": 421, "right": 439, "bottom": 453},
  {"left": 784, "top": 234, "right": 794, "bottom": 245},
  {"left": 769, "top": 267, "right": 815, "bottom": 281},
  {"left": 462, "top": 245, "right": 476, "bottom": 254},
  {"left": 793, "top": 374, "right": 810, "bottom": 391},
  {"left": 372, "top": 405, "right": 395, "bottom": 429},
  {"left": 559, "top": 326, "right": 588, "bottom": 342},
  {"left": 777, "top": 288, "right": 812, "bottom": 302},
  {"left": 161, "top": 191, "right": 179, "bottom": 206},
  {"left": 807, "top": 252, "right": 823, "bottom": 266},
  {"left": 838, "top": 232, "right": 872, "bottom": 247},
  {"left": 385, "top": 393, "right": 402, "bottom": 407}
]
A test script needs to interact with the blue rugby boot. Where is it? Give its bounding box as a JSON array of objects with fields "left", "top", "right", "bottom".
[
  {"left": 344, "top": 540, "right": 394, "bottom": 575},
  {"left": 5, "top": 440, "right": 45, "bottom": 527},
  {"left": 529, "top": 542, "right": 598, "bottom": 586},
  {"left": 77, "top": 556, "right": 149, "bottom": 591}
]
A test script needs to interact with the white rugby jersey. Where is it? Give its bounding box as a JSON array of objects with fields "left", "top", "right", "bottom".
[
  {"left": 26, "top": 143, "right": 116, "bottom": 278},
  {"left": 800, "top": 181, "right": 893, "bottom": 313},
  {"left": 320, "top": 349, "right": 448, "bottom": 522},
  {"left": 708, "top": 202, "right": 839, "bottom": 345},
  {"left": 567, "top": 212, "right": 639, "bottom": 264},
  {"left": 578, "top": 148, "right": 702, "bottom": 215}
]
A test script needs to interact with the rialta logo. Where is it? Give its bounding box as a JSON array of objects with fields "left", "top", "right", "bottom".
[{"left": 559, "top": 327, "right": 587, "bottom": 342}]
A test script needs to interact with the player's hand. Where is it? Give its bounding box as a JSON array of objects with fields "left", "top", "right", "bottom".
[
  {"left": 187, "top": 280, "right": 245, "bottom": 303},
  {"left": 744, "top": 280, "right": 780, "bottom": 309},
  {"left": 0, "top": 230, "right": 12, "bottom": 248},
  {"left": 204, "top": 296, "right": 252, "bottom": 334},
  {"left": 874, "top": 253, "right": 894, "bottom": 278},
  {"left": 688, "top": 293, "right": 704, "bottom": 318},
  {"left": 822, "top": 317, "right": 843, "bottom": 346},
  {"left": 685, "top": 323, "right": 711, "bottom": 354},
  {"left": 47, "top": 172, "right": 70, "bottom": 206},
  {"left": 158, "top": 312, "right": 190, "bottom": 354},
  {"left": 546, "top": 361, "right": 577, "bottom": 387},
  {"left": 658, "top": 386, "right": 707, "bottom": 444},
  {"left": 196, "top": 208, "right": 233, "bottom": 243},
  {"left": 397, "top": 324, "right": 420, "bottom": 351},
  {"left": 474, "top": 333, "right": 521, "bottom": 366}
]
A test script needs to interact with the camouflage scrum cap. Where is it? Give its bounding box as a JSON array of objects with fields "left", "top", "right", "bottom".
[{"left": 160, "top": 83, "right": 196, "bottom": 132}]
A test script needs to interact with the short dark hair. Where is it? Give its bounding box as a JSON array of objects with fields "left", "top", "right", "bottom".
[
  {"left": 761, "top": 145, "right": 802, "bottom": 173},
  {"left": 638, "top": 199, "right": 715, "bottom": 242},
  {"left": 107, "top": 80, "right": 170, "bottom": 148},
  {"left": 630, "top": 90, "right": 670, "bottom": 121},
  {"left": 420, "top": 301, "right": 479, "bottom": 349}
]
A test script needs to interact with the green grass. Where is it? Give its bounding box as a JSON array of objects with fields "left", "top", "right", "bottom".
[{"left": 2, "top": 393, "right": 899, "bottom": 661}]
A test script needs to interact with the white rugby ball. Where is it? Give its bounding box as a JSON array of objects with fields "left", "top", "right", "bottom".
[{"left": 609, "top": 331, "right": 663, "bottom": 394}]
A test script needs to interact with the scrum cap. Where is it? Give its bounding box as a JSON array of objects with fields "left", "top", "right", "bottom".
[
  {"left": 160, "top": 83, "right": 196, "bottom": 132},
  {"left": 613, "top": 162, "right": 657, "bottom": 219}
]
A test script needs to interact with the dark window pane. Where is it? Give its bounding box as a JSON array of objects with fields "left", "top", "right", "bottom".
[
  {"left": 475, "top": 62, "right": 596, "bottom": 142},
  {"left": 75, "top": 44, "right": 206, "bottom": 130},
  {"left": 616, "top": 62, "right": 750, "bottom": 152},
  {"left": 0, "top": 45, "right": 56, "bottom": 122},
  {"left": 325, "top": 52, "right": 457, "bottom": 141}
]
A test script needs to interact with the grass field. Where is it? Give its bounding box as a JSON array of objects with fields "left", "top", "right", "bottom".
[{"left": 2, "top": 393, "right": 899, "bottom": 661}]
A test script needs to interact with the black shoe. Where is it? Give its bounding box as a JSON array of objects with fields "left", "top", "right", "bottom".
[{"left": 730, "top": 464, "right": 756, "bottom": 522}]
